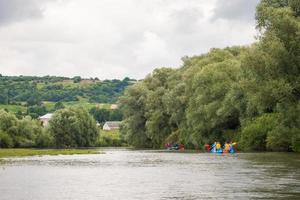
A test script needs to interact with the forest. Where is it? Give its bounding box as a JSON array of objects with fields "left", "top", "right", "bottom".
[
  {"left": 119, "top": 0, "right": 300, "bottom": 152},
  {"left": 0, "top": 75, "right": 135, "bottom": 105},
  {"left": 0, "top": 75, "right": 134, "bottom": 118},
  {"left": 0, "top": 107, "right": 124, "bottom": 148},
  {"left": 0, "top": 76, "right": 127, "bottom": 148}
]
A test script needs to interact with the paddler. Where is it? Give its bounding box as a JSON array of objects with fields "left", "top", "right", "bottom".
[
  {"left": 216, "top": 142, "right": 221, "bottom": 150},
  {"left": 204, "top": 143, "right": 210, "bottom": 152},
  {"left": 229, "top": 142, "right": 236, "bottom": 153},
  {"left": 216, "top": 142, "right": 223, "bottom": 153},
  {"left": 223, "top": 142, "right": 230, "bottom": 153},
  {"left": 211, "top": 142, "right": 217, "bottom": 153}
]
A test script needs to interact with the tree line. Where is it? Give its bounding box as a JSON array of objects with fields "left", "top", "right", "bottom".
[
  {"left": 0, "top": 107, "right": 124, "bottom": 148},
  {"left": 0, "top": 108, "right": 98, "bottom": 148},
  {"left": 0, "top": 75, "right": 135, "bottom": 105},
  {"left": 119, "top": 0, "right": 300, "bottom": 152}
]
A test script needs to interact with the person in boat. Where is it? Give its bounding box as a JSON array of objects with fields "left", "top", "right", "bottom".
[
  {"left": 211, "top": 142, "right": 217, "bottom": 153},
  {"left": 215, "top": 142, "right": 223, "bottom": 153},
  {"left": 165, "top": 142, "right": 172, "bottom": 150},
  {"left": 179, "top": 144, "right": 185, "bottom": 151},
  {"left": 223, "top": 142, "right": 230, "bottom": 153},
  {"left": 172, "top": 143, "right": 179, "bottom": 150},
  {"left": 229, "top": 142, "right": 236, "bottom": 153},
  {"left": 204, "top": 143, "right": 210, "bottom": 152},
  {"left": 216, "top": 142, "right": 221, "bottom": 150}
]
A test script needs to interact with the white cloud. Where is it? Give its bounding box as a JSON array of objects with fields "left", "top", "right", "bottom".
[{"left": 0, "top": 0, "right": 259, "bottom": 79}]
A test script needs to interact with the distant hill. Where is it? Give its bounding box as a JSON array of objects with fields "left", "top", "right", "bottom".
[{"left": 0, "top": 75, "right": 136, "bottom": 115}]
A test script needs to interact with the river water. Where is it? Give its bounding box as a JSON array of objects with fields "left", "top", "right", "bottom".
[{"left": 0, "top": 148, "right": 299, "bottom": 200}]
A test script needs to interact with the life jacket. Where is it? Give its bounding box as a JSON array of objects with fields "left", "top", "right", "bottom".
[
  {"left": 225, "top": 144, "right": 230, "bottom": 150},
  {"left": 216, "top": 143, "right": 221, "bottom": 149}
]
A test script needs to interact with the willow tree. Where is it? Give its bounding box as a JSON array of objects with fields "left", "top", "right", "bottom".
[
  {"left": 49, "top": 108, "right": 98, "bottom": 148},
  {"left": 240, "top": 0, "right": 300, "bottom": 151},
  {"left": 119, "top": 82, "right": 151, "bottom": 148},
  {"left": 184, "top": 48, "right": 244, "bottom": 146}
]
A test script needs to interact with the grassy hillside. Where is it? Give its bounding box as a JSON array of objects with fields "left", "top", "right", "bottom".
[{"left": 0, "top": 75, "right": 135, "bottom": 115}]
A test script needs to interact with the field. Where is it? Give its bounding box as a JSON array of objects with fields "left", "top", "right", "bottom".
[
  {"left": 0, "top": 104, "right": 27, "bottom": 113},
  {"left": 0, "top": 99, "right": 113, "bottom": 114},
  {"left": 0, "top": 148, "right": 101, "bottom": 158}
]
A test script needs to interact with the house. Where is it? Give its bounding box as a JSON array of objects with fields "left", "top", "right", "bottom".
[
  {"left": 103, "top": 121, "right": 121, "bottom": 130},
  {"left": 39, "top": 113, "right": 53, "bottom": 127}
]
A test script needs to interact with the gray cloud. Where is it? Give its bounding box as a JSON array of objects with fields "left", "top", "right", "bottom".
[
  {"left": 0, "top": 0, "right": 258, "bottom": 79},
  {"left": 211, "top": 0, "right": 260, "bottom": 22},
  {"left": 0, "top": 0, "right": 50, "bottom": 25}
]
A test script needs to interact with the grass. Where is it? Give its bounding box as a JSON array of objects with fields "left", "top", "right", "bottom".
[
  {"left": 63, "top": 100, "right": 111, "bottom": 110},
  {"left": 43, "top": 101, "right": 56, "bottom": 110},
  {"left": 0, "top": 100, "right": 113, "bottom": 114},
  {"left": 0, "top": 104, "right": 26, "bottom": 113},
  {"left": 0, "top": 148, "right": 101, "bottom": 158}
]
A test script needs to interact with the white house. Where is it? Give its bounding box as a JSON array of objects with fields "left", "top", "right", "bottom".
[
  {"left": 103, "top": 121, "right": 121, "bottom": 130},
  {"left": 39, "top": 113, "right": 53, "bottom": 127}
]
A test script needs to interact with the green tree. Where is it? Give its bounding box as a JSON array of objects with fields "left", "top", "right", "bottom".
[
  {"left": 72, "top": 76, "right": 81, "bottom": 83},
  {"left": 119, "top": 83, "right": 152, "bottom": 148},
  {"left": 240, "top": 114, "right": 280, "bottom": 151},
  {"left": 109, "top": 109, "right": 123, "bottom": 121},
  {"left": 89, "top": 107, "right": 110, "bottom": 123},
  {"left": 185, "top": 49, "right": 243, "bottom": 146},
  {"left": 54, "top": 101, "right": 65, "bottom": 110},
  {"left": 49, "top": 108, "right": 98, "bottom": 148},
  {"left": 15, "top": 116, "right": 43, "bottom": 147},
  {"left": 0, "top": 110, "right": 43, "bottom": 147},
  {"left": 0, "top": 131, "right": 13, "bottom": 148},
  {"left": 27, "top": 105, "right": 48, "bottom": 118},
  {"left": 35, "top": 130, "right": 54, "bottom": 148}
]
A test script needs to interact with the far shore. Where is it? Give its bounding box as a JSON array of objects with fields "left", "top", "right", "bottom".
[{"left": 0, "top": 148, "right": 101, "bottom": 158}]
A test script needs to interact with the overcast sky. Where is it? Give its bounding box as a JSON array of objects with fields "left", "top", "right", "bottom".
[{"left": 0, "top": 0, "right": 260, "bottom": 79}]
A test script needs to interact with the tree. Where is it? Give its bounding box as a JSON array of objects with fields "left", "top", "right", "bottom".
[
  {"left": 27, "top": 105, "right": 48, "bottom": 118},
  {"left": 72, "top": 76, "right": 81, "bottom": 83},
  {"left": 0, "top": 110, "right": 43, "bottom": 147},
  {"left": 185, "top": 49, "right": 243, "bottom": 146},
  {"left": 89, "top": 107, "right": 110, "bottom": 123},
  {"left": 15, "top": 116, "right": 43, "bottom": 147},
  {"left": 109, "top": 109, "right": 123, "bottom": 121},
  {"left": 0, "top": 131, "right": 13, "bottom": 148},
  {"left": 119, "top": 83, "right": 152, "bottom": 148},
  {"left": 49, "top": 108, "right": 98, "bottom": 148},
  {"left": 54, "top": 101, "right": 65, "bottom": 110}
]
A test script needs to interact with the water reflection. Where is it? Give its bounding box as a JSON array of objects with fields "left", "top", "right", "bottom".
[{"left": 0, "top": 149, "right": 299, "bottom": 200}]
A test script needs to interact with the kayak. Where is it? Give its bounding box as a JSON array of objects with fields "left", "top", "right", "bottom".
[{"left": 211, "top": 147, "right": 223, "bottom": 154}]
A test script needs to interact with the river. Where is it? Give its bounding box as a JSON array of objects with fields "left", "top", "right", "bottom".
[{"left": 0, "top": 148, "right": 299, "bottom": 200}]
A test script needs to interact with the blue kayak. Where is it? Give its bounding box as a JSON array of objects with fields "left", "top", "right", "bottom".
[{"left": 211, "top": 147, "right": 223, "bottom": 154}]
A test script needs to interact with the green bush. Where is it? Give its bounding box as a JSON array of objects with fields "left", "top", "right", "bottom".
[
  {"left": 49, "top": 108, "right": 98, "bottom": 148},
  {"left": 14, "top": 137, "right": 35, "bottom": 148},
  {"left": 240, "top": 114, "right": 280, "bottom": 151},
  {"left": 0, "top": 131, "right": 13, "bottom": 148},
  {"left": 96, "top": 130, "right": 125, "bottom": 147},
  {"left": 35, "top": 130, "right": 54, "bottom": 148},
  {"left": 266, "top": 126, "right": 292, "bottom": 151},
  {"left": 291, "top": 129, "right": 300, "bottom": 152}
]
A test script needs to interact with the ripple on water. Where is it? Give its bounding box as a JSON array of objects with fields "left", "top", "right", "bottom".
[{"left": 0, "top": 149, "right": 299, "bottom": 200}]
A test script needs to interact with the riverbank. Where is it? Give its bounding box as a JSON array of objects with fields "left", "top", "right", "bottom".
[{"left": 0, "top": 148, "right": 100, "bottom": 158}]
